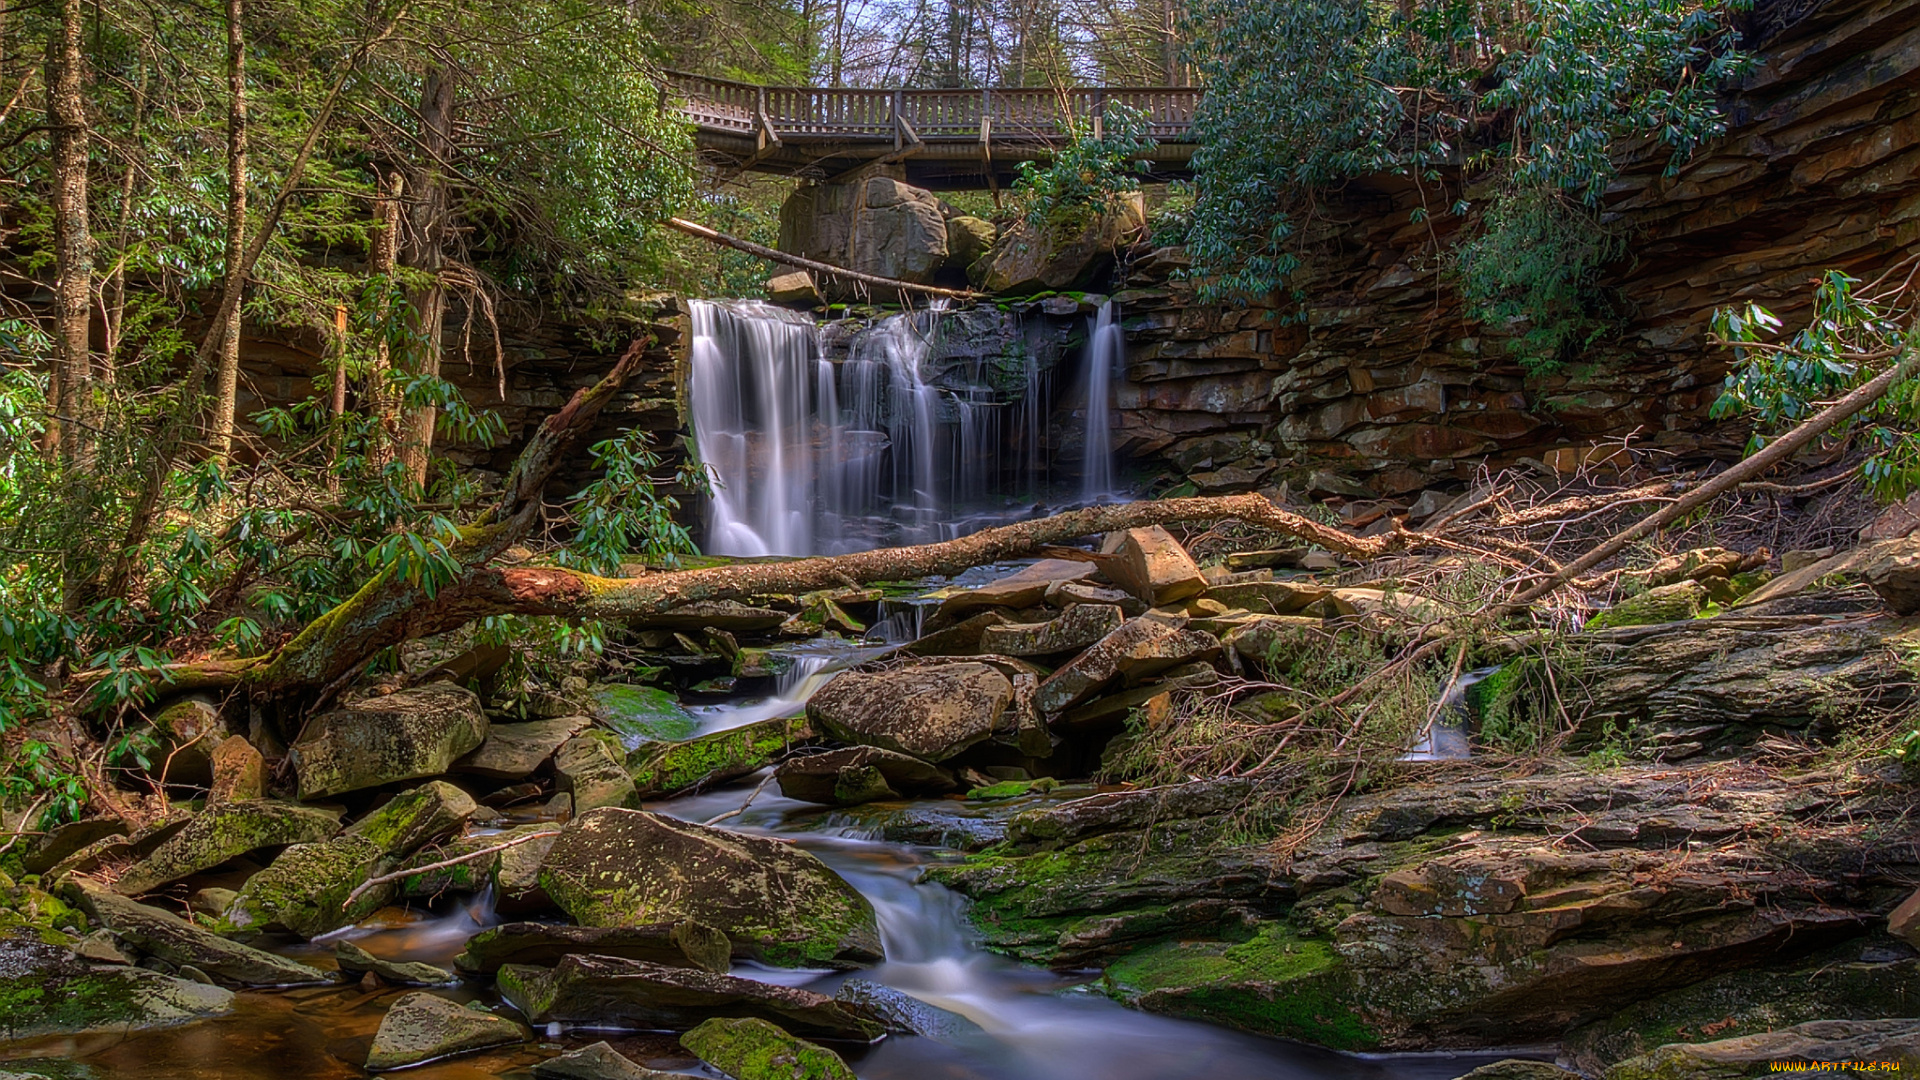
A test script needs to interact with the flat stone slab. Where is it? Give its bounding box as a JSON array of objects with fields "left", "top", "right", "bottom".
[
  {"left": 979, "top": 603, "right": 1124, "bottom": 656},
  {"left": 335, "top": 940, "right": 457, "bottom": 986},
  {"left": 807, "top": 663, "right": 1011, "bottom": 761},
  {"left": 498, "top": 955, "right": 885, "bottom": 1040},
  {"left": 455, "top": 920, "right": 731, "bottom": 975},
  {"left": 776, "top": 746, "right": 958, "bottom": 806},
  {"left": 71, "top": 887, "right": 328, "bottom": 987},
  {"left": 533, "top": 1040, "right": 693, "bottom": 1080},
  {"left": 455, "top": 716, "right": 592, "bottom": 780},
  {"left": 112, "top": 801, "right": 341, "bottom": 895}
]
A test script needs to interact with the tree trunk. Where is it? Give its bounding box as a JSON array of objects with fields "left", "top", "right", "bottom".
[
  {"left": 399, "top": 65, "right": 455, "bottom": 488},
  {"left": 46, "top": 0, "right": 91, "bottom": 461},
  {"left": 368, "top": 170, "right": 403, "bottom": 468},
  {"left": 210, "top": 0, "right": 248, "bottom": 463}
]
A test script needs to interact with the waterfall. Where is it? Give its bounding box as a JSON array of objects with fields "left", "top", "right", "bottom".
[
  {"left": 688, "top": 300, "right": 822, "bottom": 556},
  {"left": 1081, "top": 300, "right": 1121, "bottom": 502},
  {"left": 687, "top": 297, "right": 1121, "bottom": 555}
]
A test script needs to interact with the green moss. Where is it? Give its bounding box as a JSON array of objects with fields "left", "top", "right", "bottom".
[
  {"left": 629, "top": 717, "right": 809, "bottom": 797},
  {"left": 967, "top": 777, "right": 1059, "bottom": 800},
  {"left": 587, "top": 683, "right": 698, "bottom": 749},
  {"left": 680, "top": 1017, "right": 855, "bottom": 1080},
  {"left": 1104, "top": 924, "right": 1379, "bottom": 1051}
]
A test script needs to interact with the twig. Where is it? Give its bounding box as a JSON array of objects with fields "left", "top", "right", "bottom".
[
  {"left": 704, "top": 770, "right": 779, "bottom": 826},
  {"left": 341, "top": 828, "right": 560, "bottom": 910}
]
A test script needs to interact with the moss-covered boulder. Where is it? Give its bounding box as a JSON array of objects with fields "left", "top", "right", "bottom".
[
  {"left": 364, "top": 991, "right": 527, "bottom": 1070},
  {"left": 978, "top": 604, "right": 1125, "bottom": 657},
  {"left": 226, "top": 781, "right": 476, "bottom": 937},
  {"left": 554, "top": 728, "right": 639, "bottom": 811},
  {"left": 291, "top": 682, "right": 488, "bottom": 799},
  {"left": 0, "top": 926, "right": 234, "bottom": 1040},
  {"left": 833, "top": 978, "right": 986, "bottom": 1042},
  {"left": 585, "top": 683, "right": 699, "bottom": 749},
  {"left": 536, "top": 807, "right": 881, "bottom": 968},
  {"left": 1603, "top": 1019, "right": 1920, "bottom": 1080},
  {"left": 629, "top": 717, "right": 815, "bottom": 799},
  {"left": 806, "top": 663, "right": 1010, "bottom": 762},
  {"left": 969, "top": 191, "right": 1146, "bottom": 295},
  {"left": 111, "top": 801, "right": 341, "bottom": 895},
  {"left": 1585, "top": 581, "right": 1710, "bottom": 630},
  {"left": 67, "top": 887, "right": 327, "bottom": 987},
  {"left": 394, "top": 822, "right": 556, "bottom": 901},
  {"left": 1104, "top": 923, "right": 1379, "bottom": 1051},
  {"left": 775, "top": 746, "right": 957, "bottom": 806},
  {"left": 454, "top": 920, "right": 731, "bottom": 976},
  {"left": 498, "top": 956, "right": 885, "bottom": 1039},
  {"left": 532, "top": 1040, "right": 676, "bottom": 1080},
  {"left": 679, "top": 1016, "right": 856, "bottom": 1080}
]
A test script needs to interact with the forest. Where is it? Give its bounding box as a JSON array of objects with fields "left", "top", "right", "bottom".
[{"left": 1, "top": 0, "right": 1919, "bottom": 1076}]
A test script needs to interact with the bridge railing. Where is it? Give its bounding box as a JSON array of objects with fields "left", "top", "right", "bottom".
[{"left": 665, "top": 71, "right": 1201, "bottom": 143}]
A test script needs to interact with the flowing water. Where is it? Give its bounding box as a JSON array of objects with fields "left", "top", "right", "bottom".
[{"left": 688, "top": 299, "right": 1121, "bottom": 557}]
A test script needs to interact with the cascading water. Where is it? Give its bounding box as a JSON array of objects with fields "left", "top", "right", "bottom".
[
  {"left": 688, "top": 300, "right": 822, "bottom": 556},
  {"left": 1081, "top": 300, "right": 1121, "bottom": 502},
  {"left": 688, "top": 299, "right": 1090, "bottom": 556}
]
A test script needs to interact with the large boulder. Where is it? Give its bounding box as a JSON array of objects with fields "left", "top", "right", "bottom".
[
  {"left": 979, "top": 604, "right": 1125, "bottom": 657},
  {"left": 584, "top": 684, "right": 699, "bottom": 749},
  {"left": 455, "top": 715, "right": 591, "bottom": 780},
  {"left": 775, "top": 746, "right": 958, "bottom": 806},
  {"left": 945, "top": 215, "right": 997, "bottom": 272},
  {"left": 680, "top": 1016, "right": 857, "bottom": 1080},
  {"left": 806, "top": 664, "right": 1012, "bottom": 762},
  {"left": 498, "top": 956, "right": 885, "bottom": 1039},
  {"left": 455, "top": 920, "right": 732, "bottom": 976},
  {"left": 533, "top": 1041, "right": 678, "bottom": 1080},
  {"left": 1604, "top": 1019, "right": 1920, "bottom": 1080},
  {"left": 364, "top": 992, "right": 527, "bottom": 1071},
  {"left": 536, "top": 807, "right": 881, "bottom": 968},
  {"left": 68, "top": 887, "right": 328, "bottom": 987},
  {"left": 227, "top": 781, "right": 476, "bottom": 937},
  {"left": 969, "top": 192, "right": 1147, "bottom": 294},
  {"left": 112, "top": 800, "right": 341, "bottom": 895},
  {"left": 0, "top": 926, "right": 234, "bottom": 1039},
  {"left": 778, "top": 177, "right": 949, "bottom": 295},
  {"left": 1104, "top": 525, "right": 1208, "bottom": 606},
  {"left": 292, "top": 683, "right": 488, "bottom": 799},
  {"left": 1861, "top": 536, "right": 1920, "bottom": 614}
]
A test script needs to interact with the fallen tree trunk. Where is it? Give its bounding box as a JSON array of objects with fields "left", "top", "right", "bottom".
[
  {"left": 168, "top": 491, "right": 1404, "bottom": 705},
  {"left": 666, "top": 217, "right": 983, "bottom": 301}
]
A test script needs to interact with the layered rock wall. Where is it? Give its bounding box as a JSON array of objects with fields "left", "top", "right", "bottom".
[{"left": 1110, "top": 0, "right": 1920, "bottom": 492}]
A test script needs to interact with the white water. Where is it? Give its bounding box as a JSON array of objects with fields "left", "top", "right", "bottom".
[
  {"left": 1081, "top": 300, "right": 1121, "bottom": 502},
  {"left": 687, "top": 299, "right": 1121, "bottom": 556}
]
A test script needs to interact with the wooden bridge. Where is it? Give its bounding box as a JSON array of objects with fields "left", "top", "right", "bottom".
[{"left": 667, "top": 71, "right": 1202, "bottom": 190}]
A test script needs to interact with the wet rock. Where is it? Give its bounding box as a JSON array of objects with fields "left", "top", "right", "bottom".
[
  {"left": 1035, "top": 617, "right": 1189, "bottom": 715},
  {"left": 1861, "top": 537, "right": 1920, "bottom": 614},
  {"left": 1451, "top": 1062, "right": 1583, "bottom": 1080},
  {"left": 67, "top": 887, "right": 328, "bottom": 987},
  {"left": 1103, "top": 526, "right": 1208, "bottom": 606},
  {"left": 364, "top": 991, "right": 527, "bottom": 1071},
  {"left": 112, "top": 801, "right": 342, "bottom": 895},
  {"left": 832, "top": 979, "right": 986, "bottom": 1041},
  {"left": 775, "top": 746, "right": 958, "bottom": 806},
  {"left": 679, "top": 1016, "right": 858, "bottom": 1080},
  {"left": 980, "top": 604, "right": 1125, "bottom": 656},
  {"left": 206, "top": 736, "right": 263, "bottom": 805},
  {"left": 455, "top": 716, "right": 592, "bottom": 780},
  {"left": 499, "top": 956, "right": 885, "bottom": 1039},
  {"left": 585, "top": 683, "right": 699, "bottom": 748},
  {"left": 188, "top": 888, "right": 236, "bottom": 918},
  {"left": 537, "top": 807, "right": 881, "bottom": 968},
  {"left": 1603, "top": 1019, "right": 1920, "bottom": 1080},
  {"left": 534, "top": 1040, "right": 689, "bottom": 1080},
  {"left": 394, "top": 822, "right": 557, "bottom": 901},
  {"left": 630, "top": 717, "right": 815, "bottom": 799},
  {"left": 455, "top": 920, "right": 731, "bottom": 975},
  {"left": 227, "top": 781, "right": 476, "bottom": 937},
  {"left": 554, "top": 729, "right": 638, "bottom": 811},
  {"left": 292, "top": 682, "right": 489, "bottom": 799},
  {"left": 807, "top": 663, "right": 1011, "bottom": 762},
  {"left": 334, "top": 940, "right": 457, "bottom": 986},
  {"left": 0, "top": 926, "right": 234, "bottom": 1039}
]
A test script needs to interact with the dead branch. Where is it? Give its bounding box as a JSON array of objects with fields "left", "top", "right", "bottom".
[
  {"left": 342, "top": 828, "right": 560, "bottom": 909},
  {"left": 666, "top": 217, "right": 982, "bottom": 300}
]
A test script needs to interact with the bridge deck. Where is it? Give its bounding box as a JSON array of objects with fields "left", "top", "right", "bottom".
[{"left": 668, "top": 71, "right": 1200, "bottom": 189}]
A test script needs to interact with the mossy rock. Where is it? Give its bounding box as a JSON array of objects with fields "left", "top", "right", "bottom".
[
  {"left": 112, "top": 801, "right": 342, "bottom": 895},
  {"left": 1586, "top": 581, "right": 1709, "bottom": 630},
  {"left": 68, "top": 887, "right": 328, "bottom": 987},
  {"left": 1601, "top": 1019, "right": 1920, "bottom": 1080},
  {"left": 629, "top": 717, "right": 814, "bottom": 799},
  {"left": 0, "top": 926, "right": 234, "bottom": 1040},
  {"left": 537, "top": 807, "right": 881, "bottom": 968},
  {"left": 364, "top": 992, "right": 527, "bottom": 1071},
  {"left": 292, "top": 682, "right": 489, "bottom": 799},
  {"left": 1103, "top": 922, "right": 1380, "bottom": 1051},
  {"left": 585, "top": 683, "right": 699, "bottom": 750},
  {"left": 497, "top": 955, "right": 884, "bottom": 1038},
  {"left": 679, "top": 1016, "right": 856, "bottom": 1080},
  {"left": 396, "top": 823, "right": 556, "bottom": 900}
]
